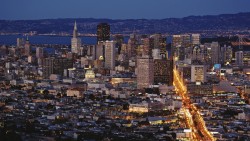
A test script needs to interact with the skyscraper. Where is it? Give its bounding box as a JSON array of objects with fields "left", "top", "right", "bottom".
[
  {"left": 71, "top": 21, "right": 81, "bottom": 54},
  {"left": 96, "top": 41, "right": 105, "bottom": 61},
  {"left": 137, "top": 55, "right": 154, "bottom": 89},
  {"left": 220, "top": 45, "right": 232, "bottom": 64},
  {"left": 176, "top": 45, "right": 185, "bottom": 61},
  {"left": 172, "top": 35, "right": 182, "bottom": 47},
  {"left": 235, "top": 51, "right": 243, "bottom": 66},
  {"left": 141, "top": 38, "right": 151, "bottom": 56},
  {"left": 104, "top": 41, "right": 116, "bottom": 70},
  {"left": 97, "top": 23, "right": 110, "bottom": 42},
  {"left": 191, "top": 34, "right": 200, "bottom": 45},
  {"left": 171, "top": 34, "right": 191, "bottom": 59},
  {"left": 154, "top": 59, "right": 173, "bottom": 86},
  {"left": 24, "top": 37, "right": 31, "bottom": 56},
  {"left": 181, "top": 34, "right": 191, "bottom": 47},
  {"left": 114, "top": 34, "right": 124, "bottom": 54},
  {"left": 211, "top": 42, "right": 220, "bottom": 65},
  {"left": 150, "top": 33, "right": 167, "bottom": 55},
  {"left": 127, "top": 35, "right": 138, "bottom": 57},
  {"left": 36, "top": 47, "right": 44, "bottom": 58},
  {"left": 205, "top": 42, "right": 220, "bottom": 65}
]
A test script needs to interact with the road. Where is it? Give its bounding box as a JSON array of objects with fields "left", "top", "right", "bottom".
[{"left": 173, "top": 69, "right": 215, "bottom": 141}]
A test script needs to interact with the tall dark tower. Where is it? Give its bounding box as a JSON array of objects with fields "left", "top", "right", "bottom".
[{"left": 97, "top": 23, "right": 110, "bottom": 42}]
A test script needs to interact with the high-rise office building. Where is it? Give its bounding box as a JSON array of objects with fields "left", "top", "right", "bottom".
[
  {"left": 87, "top": 45, "right": 97, "bottom": 59},
  {"left": 191, "top": 65, "right": 206, "bottom": 83},
  {"left": 114, "top": 34, "right": 124, "bottom": 54},
  {"left": 235, "top": 51, "right": 244, "bottom": 66},
  {"left": 171, "top": 34, "right": 191, "bottom": 59},
  {"left": 211, "top": 42, "right": 220, "bottom": 65},
  {"left": 150, "top": 33, "right": 167, "bottom": 55},
  {"left": 71, "top": 21, "right": 81, "bottom": 54},
  {"left": 24, "top": 37, "right": 31, "bottom": 56},
  {"left": 204, "top": 42, "right": 220, "bottom": 65},
  {"left": 36, "top": 47, "right": 44, "bottom": 58},
  {"left": 17, "top": 38, "right": 24, "bottom": 47},
  {"left": 181, "top": 34, "right": 191, "bottom": 47},
  {"left": 176, "top": 45, "right": 185, "bottom": 61},
  {"left": 172, "top": 35, "right": 182, "bottom": 47},
  {"left": 154, "top": 59, "right": 173, "bottom": 86},
  {"left": 96, "top": 41, "right": 105, "bottom": 61},
  {"left": 191, "top": 34, "right": 200, "bottom": 45},
  {"left": 220, "top": 45, "right": 232, "bottom": 64},
  {"left": 127, "top": 35, "right": 138, "bottom": 57},
  {"left": 42, "top": 57, "right": 73, "bottom": 79},
  {"left": 172, "top": 34, "right": 191, "bottom": 48},
  {"left": 141, "top": 38, "right": 152, "bottom": 56},
  {"left": 97, "top": 23, "right": 110, "bottom": 42},
  {"left": 137, "top": 55, "right": 154, "bottom": 89},
  {"left": 104, "top": 41, "right": 116, "bottom": 70}
]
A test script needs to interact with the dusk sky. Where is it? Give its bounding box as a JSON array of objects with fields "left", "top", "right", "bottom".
[{"left": 1, "top": 0, "right": 250, "bottom": 20}]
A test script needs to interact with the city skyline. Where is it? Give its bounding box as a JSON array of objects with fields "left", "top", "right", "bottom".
[
  {"left": 0, "top": 1, "right": 250, "bottom": 141},
  {"left": 1, "top": 0, "right": 250, "bottom": 20}
]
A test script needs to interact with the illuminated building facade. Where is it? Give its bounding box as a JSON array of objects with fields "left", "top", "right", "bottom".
[
  {"left": 104, "top": 41, "right": 116, "bottom": 70},
  {"left": 191, "top": 34, "right": 200, "bottom": 45},
  {"left": 24, "top": 37, "right": 31, "bottom": 56},
  {"left": 187, "top": 82, "right": 213, "bottom": 95},
  {"left": 137, "top": 55, "right": 154, "bottom": 89},
  {"left": 71, "top": 21, "right": 81, "bottom": 54},
  {"left": 154, "top": 59, "right": 173, "bottom": 86},
  {"left": 191, "top": 65, "right": 206, "bottom": 83}
]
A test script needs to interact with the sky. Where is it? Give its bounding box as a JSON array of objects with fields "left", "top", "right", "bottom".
[{"left": 1, "top": 0, "right": 250, "bottom": 20}]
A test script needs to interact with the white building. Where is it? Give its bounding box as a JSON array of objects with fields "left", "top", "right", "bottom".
[
  {"left": 71, "top": 21, "right": 81, "bottom": 54},
  {"left": 152, "top": 49, "right": 161, "bottom": 59}
]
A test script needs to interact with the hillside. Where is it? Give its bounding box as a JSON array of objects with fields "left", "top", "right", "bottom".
[{"left": 0, "top": 12, "right": 250, "bottom": 35}]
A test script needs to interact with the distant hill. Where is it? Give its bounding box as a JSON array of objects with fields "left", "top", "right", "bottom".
[{"left": 0, "top": 12, "right": 250, "bottom": 35}]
